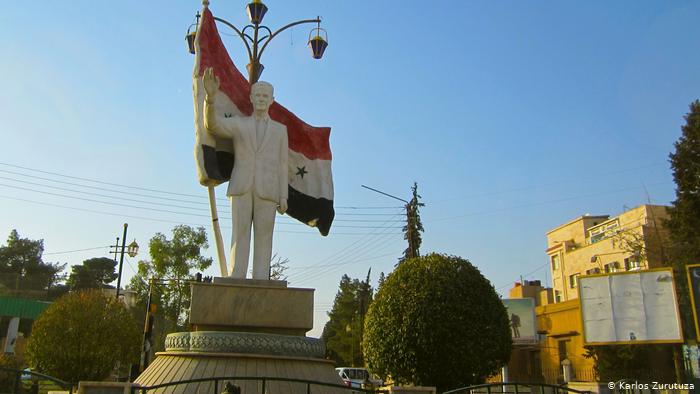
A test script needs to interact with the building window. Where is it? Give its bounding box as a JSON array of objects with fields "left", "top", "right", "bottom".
[
  {"left": 554, "top": 290, "right": 562, "bottom": 303},
  {"left": 624, "top": 257, "right": 642, "bottom": 271},
  {"left": 551, "top": 254, "right": 560, "bottom": 270},
  {"left": 585, "top": 268, "right": 601, "bottom": 275},
  {"left": 569, "top": 273, "right": 580, "bottom": 288},
  {"left": 604, "top": 261, "right": 620, "bottom": 273},
  {"left": 588, "top": 219, "right": 620, "bottom": 244}
]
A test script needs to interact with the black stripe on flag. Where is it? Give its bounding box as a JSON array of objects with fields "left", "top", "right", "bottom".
[
  {"left": 287, "top": 186, "right": 335, "bottom": 236},
  {"left": 202, "top": 144, "right": 235, "bottom": 182}
]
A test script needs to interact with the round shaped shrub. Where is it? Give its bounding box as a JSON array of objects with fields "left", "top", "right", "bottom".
[
  {"left": 362, "top": 253, "right": 512, "bottom": 391},
  {"left": 26, "top": 290, "right": 141, "bottom": 383}
]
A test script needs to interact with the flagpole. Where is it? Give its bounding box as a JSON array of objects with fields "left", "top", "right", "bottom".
[
  {"left": 196, "top": 1, "right": 227, "bottom": 277},
  {"left": 208, "top": 186, "right": 228, "bottom": 276}
]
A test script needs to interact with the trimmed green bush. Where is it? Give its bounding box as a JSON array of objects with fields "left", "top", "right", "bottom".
[
  {"left": 362, "top": 253, "right": 511, "bottom": 391},
  {"left": 26, "top": 290, "right": 140, "bottom": 383}
]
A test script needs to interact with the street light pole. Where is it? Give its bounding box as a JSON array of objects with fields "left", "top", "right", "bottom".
[
  {"left": 110, "top": 223, "right": 140, "bottom": 299},
  {"left": 115, "top": 223, "right": 128, "bottom": 299}
]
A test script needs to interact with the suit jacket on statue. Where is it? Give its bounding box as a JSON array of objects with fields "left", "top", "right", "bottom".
[{"left": 212, "top": 115, "right": 288, "bottom": 203}]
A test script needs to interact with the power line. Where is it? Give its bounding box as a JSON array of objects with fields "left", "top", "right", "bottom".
[
  {"left": 293, "top": 248, "right": 400, "bottom": 285},
  {"left": 0, "top": 175, "right": 209, "bottom": 211},
  {"left": 0, "top": 172, "right": 406, "bottom": 223},
  {"left": 290, "top": 251, "right": 400, "bottom": 270},
  {"left": 290, "top": 219, "right": 402, "bottom": 283},
  {"left": 0, "top": 170, "right": 403, "bottom": 218},
  {"left": 0, "top": 168, "right": 208, "bottom": 206},
  {"left": 0, "top": 162, "right": 208, "bottom": 198},
  {"left": 0, "top": 194, "right": 401, "bottom": 236},
  {"left": 495, "top": 261, "right": 551, "bottom": 292},
  {"left": 0, "top": 183, "right": 403, "bottom": 229},
  {"left": 288, "top": 213, "right": 403, "bottom": 279},
  {"left": 0, "top": 162, "right": 404, "bottom": 211},
  {"left": 44, "top": 245, "right": 111, "bottom": 255}
]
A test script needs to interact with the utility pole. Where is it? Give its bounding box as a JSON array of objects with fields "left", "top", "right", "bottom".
[
  {"left": 140, "top": 278, "right": 157, "bottom": 372},
  {"left": 362, "top": 184, "right": 424, "bottom": 261},
  {"left": 361, "top": 185, "right": 413, "bottom": 253}
]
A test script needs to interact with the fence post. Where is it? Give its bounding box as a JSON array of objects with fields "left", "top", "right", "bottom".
[
  {"left": 13, "top": 370, "right": 20, "bottom": 394},
  {"left": 307, "top": 382, "right": 311, "bottom": 394},
  {"left": 261, "top": 378, "right": 266, "bottom": 394},
  {"left": 214, "top": 379, "right": 218, "bottom": 394}
]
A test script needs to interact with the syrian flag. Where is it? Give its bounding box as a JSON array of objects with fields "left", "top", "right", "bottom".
[{"left": 193, "top": 6, "right": 335, "bottom": 236}]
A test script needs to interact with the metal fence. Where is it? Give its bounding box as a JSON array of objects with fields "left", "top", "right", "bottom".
[
  {"left": 442, "top": 382, "right": 592, "bottom": 394},
  {"left": 0, "top": 367, "right": 74, "bottom": 394},
  {"left": 130, "top": 376, "right": 388, "bottom": 394}
]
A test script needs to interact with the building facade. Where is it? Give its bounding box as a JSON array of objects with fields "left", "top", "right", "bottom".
[
  {"left": 504, "top": 205, "right": 675, "bottom": 385},
  {"left": 546, "top": 205, "right": 669, "bottom": 303}
]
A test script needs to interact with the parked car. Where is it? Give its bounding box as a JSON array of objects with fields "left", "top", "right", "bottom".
[
  {"left": 21, "top": 368, "right": 33, "bottom": 380},
  {"left": 335, "top": 367, "right": 383, "bottom": 389}
]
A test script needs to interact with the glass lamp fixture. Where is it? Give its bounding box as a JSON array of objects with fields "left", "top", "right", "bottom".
[
  {"left": 308, "top": 26, "right": 328, "bottom": 59},
  {"left": 246, "top": 0, "right": 268, "bottom": 25},
  {"left": 127, "top": 239, "right": 139, "bottom": 258}
]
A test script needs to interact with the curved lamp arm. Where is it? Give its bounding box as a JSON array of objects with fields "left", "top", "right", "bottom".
[
  {"left": 257, "top": 18, "right": 321, "bottom": 60},
  {"left": 214, "top": 17, "right": 254, "bottom": 63}
]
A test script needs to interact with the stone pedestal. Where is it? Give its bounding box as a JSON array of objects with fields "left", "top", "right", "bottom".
[
  {"left": 134, "top": 279, "right": 344, "bottom": 393},
  {"left": 189, "top": 280, "right": 314, "bottom": 335}
]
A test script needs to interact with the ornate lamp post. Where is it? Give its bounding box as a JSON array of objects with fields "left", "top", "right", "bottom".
[
  {"left": 186, "top": 0, "right": 328, "bottom": 84},
  {"left": 110, "top": 223, "right": 139, "bottom": 299}
]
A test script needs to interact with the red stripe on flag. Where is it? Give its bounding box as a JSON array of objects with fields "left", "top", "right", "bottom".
[{"left": 198, "top": 9, "right": 332, "bottom": 161}]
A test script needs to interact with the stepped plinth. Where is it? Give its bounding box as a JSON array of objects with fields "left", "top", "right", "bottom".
[{"left": 134, "top": 279, "right": 345, "bottom": 393}]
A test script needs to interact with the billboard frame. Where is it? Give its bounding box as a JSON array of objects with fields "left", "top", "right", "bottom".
[
  {"left": 686, "top": 263, "right": 700, "bottom": 341},
  {"left": 503, "top": 297, "right": 538, "bottom": 346},
  {"left": 578, "top": 267, "right": 683, "bottom": 346}
]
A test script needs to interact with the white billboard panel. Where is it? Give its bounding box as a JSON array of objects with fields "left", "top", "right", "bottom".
[{"left": 579, "top": 268, "right": 682, "bottom": 345}]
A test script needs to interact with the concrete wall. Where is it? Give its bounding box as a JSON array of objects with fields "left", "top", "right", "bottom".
[{"left": 535, "top": 299, "right": 595, "bottom": 383}]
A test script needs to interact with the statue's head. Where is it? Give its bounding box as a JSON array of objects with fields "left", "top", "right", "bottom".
[{"left": 250, "top": 81, "right": 274, "bottom": 113}]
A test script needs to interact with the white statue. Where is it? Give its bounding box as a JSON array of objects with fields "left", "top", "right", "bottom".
[{"left": 203, "top": 67, "right": 288, "bottom": 280}]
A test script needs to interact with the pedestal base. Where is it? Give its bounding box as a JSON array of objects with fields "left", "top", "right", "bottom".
[
  {"left": 190, "top": 280, "right": 314, "bottom": 335},
  {"left": 134, "top": 349, "right": 345, "bottom": 393},
  {"left": 134, "top": 280, "right": 343, "bottom": 393}
]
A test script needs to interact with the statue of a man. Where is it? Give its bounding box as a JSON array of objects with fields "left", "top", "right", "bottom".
[{"left": 202, "top": 67, "right": 288, "bottom": 280}]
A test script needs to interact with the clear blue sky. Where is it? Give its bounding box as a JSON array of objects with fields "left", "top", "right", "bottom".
[{"left": 1, "top": 1, "right": 699, "bottom": 337}]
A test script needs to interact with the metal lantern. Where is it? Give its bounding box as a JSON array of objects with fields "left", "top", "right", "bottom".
[
  {"left": 308, "top": 27, "right": 328, "bottom": 59},
  {"left": 127, "top": 239, "right": 139, "bottom": 258},
  {"left": 186, "top": 30, "right": 197, "bottom": 54},
  {"left": 246, "top": 0, "right": 268, "bottom": 25},
  {"left": 246, "top": 62, "right": 265, "bottom": 83},
  {"left": 185, "top": 13, "right": 200, "bottom": 55}
]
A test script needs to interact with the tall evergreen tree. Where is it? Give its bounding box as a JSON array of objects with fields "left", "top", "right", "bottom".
[
  {"left": 321, "top": 273, "right": 374, "bottom": 366},
  {"left": 666, "top": 100, "right": 700, "bottom": 340},
  {"left": 399, "top": 182, "right": 425, "bottom": 264},
  {"left": 0, "top": 230, "right": 65, "bottom": 297},
  {"left": 66, "top": 257, "right": 118, "bottom": 290}
]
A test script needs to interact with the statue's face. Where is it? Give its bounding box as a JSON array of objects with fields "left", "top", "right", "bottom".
[{"left": 250, "top": 83, "right": 273, "bottom": 113}]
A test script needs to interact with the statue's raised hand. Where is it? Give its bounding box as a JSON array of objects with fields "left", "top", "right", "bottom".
[{"left": 203, "top": 67, "right": 220, "bottom": 97}]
